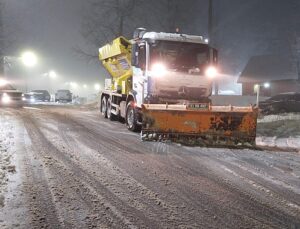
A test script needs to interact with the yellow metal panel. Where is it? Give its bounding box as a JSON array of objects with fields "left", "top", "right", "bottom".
[{"left": 99, "top": 36, "right": 133, "bottom": 94}]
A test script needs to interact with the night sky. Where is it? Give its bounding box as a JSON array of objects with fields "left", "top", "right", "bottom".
[
  {"left": 3, "top": 0, "right": 102, "bottom": 83},
  {"left": 2, "top": 0, "right": 299, "bottom": 93}
]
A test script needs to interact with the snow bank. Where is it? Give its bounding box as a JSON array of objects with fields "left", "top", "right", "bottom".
[
  {"left": 258, "top": 113, "right": 300, "bottom": 123},
  {"left": 257, "top": 113, "right": 300, "bottom": 151},
  {"left": 0, "top": 113, "right": 16, "bottom": 207}
]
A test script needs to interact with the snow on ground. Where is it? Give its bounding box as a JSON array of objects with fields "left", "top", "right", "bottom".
[
  {"left": 257, "top": 113, "right": 300, "bottom": 151},
  {"left": 0, "top": 111, "right": 16, "bottom": 208},
  {"left": 258, "top": 113, "right": 300, "bottom": 123}
]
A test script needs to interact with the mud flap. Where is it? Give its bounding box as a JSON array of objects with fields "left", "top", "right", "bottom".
[{"left": 141, "top": 104, "right": 258, "bottom": 148}]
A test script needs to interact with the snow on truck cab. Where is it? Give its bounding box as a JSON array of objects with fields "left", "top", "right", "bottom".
[{"left": 99, "top": 28, "right": 258, "bottom": 148}]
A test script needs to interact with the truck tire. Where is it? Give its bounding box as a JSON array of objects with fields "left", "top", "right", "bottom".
[
  {"left": 101, "top": 96, "right": 108, "bottom": 118},
  {"left": 126, "top": 102, "right": 139, "bottom": 131},
  {"left": 107, "top": 97, "right": 116, "bottom": 121}
]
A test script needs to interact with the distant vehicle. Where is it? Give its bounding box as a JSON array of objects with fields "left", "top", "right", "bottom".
[
  {"left": 0, "top": 80, "right": 24, "bottom": 107},
  {"left": 55, "top": 89, "right": 72, "bottom": 102},
  {"left": 260, "top": 92, "right": 300, "bottom": 114},
  {"left": 25, "top": 90, "right": 51, "bottom": 102}
]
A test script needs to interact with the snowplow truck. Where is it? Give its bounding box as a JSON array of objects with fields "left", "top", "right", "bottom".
[{"left": 99, "top": 28, "right": 258, "bottom": 147}]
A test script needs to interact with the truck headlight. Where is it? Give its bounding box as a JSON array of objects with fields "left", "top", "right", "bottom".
[
  {"left": 205, "top": 66, "right": 218, "bottom": 78},
  {"left": 151, "top": 63, "right": 167, "bottom": 77},
  {"left": 22, "top": 94, "right": 26, "bottom": 101},
  {"left": 2, "top": 93, "right": 11, "bottom": 104}
]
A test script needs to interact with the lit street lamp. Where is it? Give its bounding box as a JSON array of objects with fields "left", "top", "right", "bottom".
[
  {"left": 70, "top": 82, "right": 78, "bottom": 89},
  {"left": 94, "top": 83, "right": 100, "bottom": 91},
  {"left": 21, "top": 51, "right": 38, "bottom": 68},
  {"left": 3, "top": 51, "right": 38, "bottom": 92},
  {"left": 254, "top": 82, "right": 270, "bottom": 108},
  {"left": 49, "top": 70, "right": 57, "bottom": 79}
]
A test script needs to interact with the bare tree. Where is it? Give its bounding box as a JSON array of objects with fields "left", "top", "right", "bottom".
[
  {"left": 76, "top": 0, "right": 143, "bottom": 62},
  {"left": 81, "top": 0, "right": 144, "bottom": 46},
  {"left": 143, "top": 0, "right": 195, "bottom": 33},
  {"left": 0, "top": 0, "right": 19, "bottom": 76},
  {"left": 78, "top": 0, "right": 200, "bottom": 62}
]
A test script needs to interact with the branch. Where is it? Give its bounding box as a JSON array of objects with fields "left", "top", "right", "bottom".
[{"left": 72, "top": 45, "right": 99, "bottom": 64}]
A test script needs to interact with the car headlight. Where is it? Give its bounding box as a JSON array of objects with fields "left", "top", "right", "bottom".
[
  {"left": 151, "top": 63, "right": 167, "bottom": 77},
  {"left": 21, "top": 94, "right": 26, "bottom": 101},
  {"left": 0, "top": 79, "right": 8, "bottom": 87},
  {"left": 2, "top": 93, "right": 11, "bottom": 104},
  {"left": 205, "top": 66, "right": 218, "bottom": 79}
]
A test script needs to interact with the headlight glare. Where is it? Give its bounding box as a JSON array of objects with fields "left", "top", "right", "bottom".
[
  {"left": 2, "top": 93, "right": 11, "bottom": 104},
  {"left": 205, "top": 66, "right": 218, "bottom": 78},
  {"left": 151, "top": 63, "right": 167, "bottom": 77}
]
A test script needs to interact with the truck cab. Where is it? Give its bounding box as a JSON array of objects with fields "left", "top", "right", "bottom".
[{"left": 132, "top": 30, "right": 218, "bottom": 106}]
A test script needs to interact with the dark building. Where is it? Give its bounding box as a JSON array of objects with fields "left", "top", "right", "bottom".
[{"left": 238, "top": 55, "right": 300, "bottom": 96}]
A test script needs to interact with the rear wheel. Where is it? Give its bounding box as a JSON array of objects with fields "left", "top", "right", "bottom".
[
  {"left": 101, "top": 96, "right": 108, "bottom": 118},
  {"left": 126, "top": 102, "right": 139, "bottom": 131},
  {"left": 107, "top": 97, "right": 117, "bottom": 120}
]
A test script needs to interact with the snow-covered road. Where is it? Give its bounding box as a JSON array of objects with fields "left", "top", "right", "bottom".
[{"left": 0, "top": 106, "right": 299, "bottom": 228}]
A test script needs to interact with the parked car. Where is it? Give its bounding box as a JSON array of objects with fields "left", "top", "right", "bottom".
[
  {"left": 260, "top": 92, "right": 300, "bottom": 114},
  {"left": 24, "top": 90, "right": 51, "bottom": 103},
  {"left": 0, "top": 80, "right": 24, "bottom": 107},
  {"left": 55, "top": 89, "right": 72, "bottom": 102}
]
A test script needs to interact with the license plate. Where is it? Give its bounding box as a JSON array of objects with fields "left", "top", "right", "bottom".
[{"left": 187, "top": 103, "right": 209, "bottom": 110}]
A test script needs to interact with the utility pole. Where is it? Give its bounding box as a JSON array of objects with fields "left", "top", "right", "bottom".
[
  {"left": 208, "top": 0, "right": 218, "bottom": 95},
  {"left": 208, "top": 0, "right": 212, "bottom": 43}
]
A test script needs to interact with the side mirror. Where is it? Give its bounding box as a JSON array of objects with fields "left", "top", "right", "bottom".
[
  {"left": 131, "top": 43, "right": 139, "bottom": 67},
  {"left": 213, "top": 48, "right": 218, "bottom": 64}
]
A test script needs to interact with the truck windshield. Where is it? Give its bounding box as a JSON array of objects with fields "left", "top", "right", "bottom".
[{"left": 150, "top": 41, "right": 209, "bottom": 73}]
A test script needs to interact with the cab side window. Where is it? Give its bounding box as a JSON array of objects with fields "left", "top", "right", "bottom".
[
  {"left": 132, "top": 43, "right": 146, "bottom": 70},
  {"left": 138, "top": 44, "right": 146, "bottom": 70}
]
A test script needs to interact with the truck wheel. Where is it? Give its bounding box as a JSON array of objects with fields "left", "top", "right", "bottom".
[
  {"left": 101, "top": 96, "right": 108, "bottom": 118},
  {"left": 126, "top": 102, "right": 139, "bottom": 131},
  {"left": 107, "top": 97, "right": 116, "bottom": 121}
]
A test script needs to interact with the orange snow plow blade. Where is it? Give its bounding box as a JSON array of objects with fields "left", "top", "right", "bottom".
[{"left": 141, "top": 104, "right": 258, "bottom": 148}]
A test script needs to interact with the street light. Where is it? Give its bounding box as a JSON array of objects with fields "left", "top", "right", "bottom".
[
  {"left": 49, "top": 70, "right": 57, "bottom": 79},
  {"left": 21, "top": 51, "right": 38, "bottom": 67},
  {"left": 94, "top": 83, "right": 100, "bottom": 91},
  {"left": 254, "top": 82, "right": 270, "bottom": 108},
  {"left": 3, "top": 53, "right": 37, "bottom": 93},
  {"left": 263, "top": 82, "right": 270, "bottom": 88},
  {"left": 70, "top": 82, "right": 78, "bottom": 89}
]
